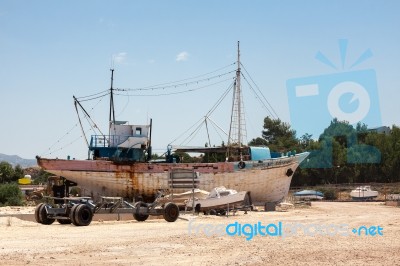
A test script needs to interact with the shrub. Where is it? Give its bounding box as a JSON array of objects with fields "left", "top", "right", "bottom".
[
  {"left": 315, "top": 187, "right": 337, "bottom": 200},
  {"left": 0, "top": 183, "right": 24, "bottom": 206}
]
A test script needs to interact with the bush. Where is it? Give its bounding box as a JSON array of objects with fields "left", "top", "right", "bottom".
[
  {"left": 316, "top": 187, "right": 337, "bottom": 200},
  {"left": 0, "top": 183, "right": 24, "bottom": 206}
]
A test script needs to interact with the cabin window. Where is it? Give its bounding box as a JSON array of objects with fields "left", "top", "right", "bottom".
[{"left": 135, "top": 127, "right": 142, "bottom": 135}]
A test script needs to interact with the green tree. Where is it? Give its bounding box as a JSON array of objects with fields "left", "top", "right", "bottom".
[
  {"left": 248, "top": 137, "right": 268, "bottom": 146},
  {"left": 249, "top": 116, "right": 299, "bottom": 152},
  {"left": 0, "top": 161, "right": 15, "bottom": 183},
  {"left": 13, "top": 165, "right": 24, "bottom": 182},
  {"left": 299, "top": 133, "right": 314, "bottom": 149}
]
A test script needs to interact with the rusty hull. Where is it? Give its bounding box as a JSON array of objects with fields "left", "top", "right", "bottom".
[{"left": 37, "top": 153, "right": 308, "bottom": 204}]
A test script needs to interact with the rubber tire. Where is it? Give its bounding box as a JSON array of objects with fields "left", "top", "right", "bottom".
[
  {"left": 57, "top": 219, "right": 72, "bottom": 224},
  {"left": 195, "top": 204, "right": 201, "bottom": 214},
  {"left": 38, "top": 204, "right": 55, "bottom": 225},
  {"left": 163, "top": 202, "right": 179, "bottom": 222},
  {"left": 74, "top": 204, "right": 93, "bottom": 226},
  {"left": 34, "top": 203, "right": 45, "bottom": 223},
  {"left": 69, "top": 204, "right": 80, "bottom": 226},
  {"left": 133, "top": 201, "right": 149, "bottom": 222}
]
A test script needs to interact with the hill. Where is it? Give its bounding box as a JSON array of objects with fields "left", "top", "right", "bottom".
[{"left": 0, "top": 153, "right": 37, "bottom": 168}]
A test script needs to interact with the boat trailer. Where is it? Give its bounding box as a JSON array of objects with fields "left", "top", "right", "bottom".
[{"left": 34, "top": 194, "right": 180, "bottom": 226}]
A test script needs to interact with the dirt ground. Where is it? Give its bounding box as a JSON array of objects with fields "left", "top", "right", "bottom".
[{"left": 0, "top": 202, "right": 399, "bottom": 266}]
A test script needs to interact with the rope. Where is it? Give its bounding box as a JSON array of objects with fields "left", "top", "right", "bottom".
[
  {"left": 240, "top": 62, "right": 279, "bottom": 119},
  {"left": 116, "top": 62, "right": 235, "bottom": 91},
  {"left": 114, "top": 77, "right": 234, "bottom": 97}
]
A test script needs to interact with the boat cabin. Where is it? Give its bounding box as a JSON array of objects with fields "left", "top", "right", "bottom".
[{"left": 89, "top": 121, "right": 151, "bottom": 161}]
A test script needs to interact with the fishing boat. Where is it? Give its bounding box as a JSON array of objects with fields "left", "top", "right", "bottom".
[
  {"left": 36, "top": 43, "right": 309, "bottom": 205},
  {"left": 350, "top": 186, "right": 378, "bottom": 200}
]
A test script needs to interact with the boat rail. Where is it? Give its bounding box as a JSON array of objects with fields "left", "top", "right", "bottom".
[{"left": 90, "top": 134, "right": 139, "bottom": 148}]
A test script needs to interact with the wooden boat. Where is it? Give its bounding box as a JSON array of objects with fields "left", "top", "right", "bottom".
[{"left": 36, "top": 43, "right": 309, "bottom": 205}]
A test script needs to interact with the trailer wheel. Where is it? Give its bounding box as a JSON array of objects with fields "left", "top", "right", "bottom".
[
  {"left": 37, "top": 204, "right": 55, "bottom": 225},
  {"left": 34, "top": 203, "right": 45, "bottom": 223},
  {"left": 57, "top": 219, "right": 72, "bottom": 224},
  {"left": 69, "top": 204, "right": 80, "bottom": 226},
  {"left": 218, "top": 210, "right": 226, "bottom": 216},
  {"left": 74, "top": 204, "right": 93, "bottom": 226},
  {"left": 133, "top": 201, "right": 149, "bottom": 222},
  {"left": 194, "top": 204, "right": 201, "bottom": 214},
  {"left": 163, "top": 202, "right": 179, "bottom": 222}
]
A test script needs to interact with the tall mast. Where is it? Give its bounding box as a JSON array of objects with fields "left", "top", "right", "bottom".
[
  {"left": 236, "top": 41, "right": 242, "bottom": 149},
  {"left": 228, "top": 41, "right": 247, "bottom": 155},
  {"left": 109, "top": 69, "right": 115, "bottom": 134}
]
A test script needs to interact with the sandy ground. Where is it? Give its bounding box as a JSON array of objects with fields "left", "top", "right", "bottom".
[{"left": 0, "top": 202, "right": 399, "bottom": 266}]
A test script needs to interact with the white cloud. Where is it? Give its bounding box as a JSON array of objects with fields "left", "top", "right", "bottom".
[
  {"left": 113, "top": 52, "right": 127, "bottom": 64},
  {"left": 176, "top": 51, "right": 189, "bottom": 62}
]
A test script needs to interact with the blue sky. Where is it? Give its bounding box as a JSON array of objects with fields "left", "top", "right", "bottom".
[{"left": 1, "top": 1, "right": 399, "bottom": 160}]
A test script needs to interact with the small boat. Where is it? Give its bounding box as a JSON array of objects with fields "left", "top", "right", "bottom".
[
  {"left": 185, "top": 186, "right": 251, "bottom": 214},
  {"left": 162, "top": 189, "right": 210, "bottom": 207},
  {"left": 350, "top": 186, "right": 378, "bottom": 200},
  {"left": 293, "top": 190, "right": 324, "bottom": 200}
]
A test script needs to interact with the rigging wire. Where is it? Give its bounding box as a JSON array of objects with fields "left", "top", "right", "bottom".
[
  {"left": 46, "top": 127, "right": 95, "bottom": 156},
  {"left": 169, "top": 81, "right": 235, "bottom": 146},
  {"left": 240, "top": 72, "right": 278, "bottom": 119},
  {"left": 205, "top": 80, "right": 235, "bottom": 117},
  {"left": 42, "top": 93, "right": 108, "bottom": 156},
  {"left": 46, "top": 134, "right": 85, "bottom": 156},
  {"left": 115, "top": 70, "right": 236, "bottom": 92},
  {"left": 76, "top": 89, "right": 110, "bottom": 100},
  {"left": 117, "top": 62, "right": 236, "bottom": 91},
  {"left": 240, "top": 62, "right": 279, "bottom": 119},
  {"left": 168, "top": 116, "right": 205, "bottom": 146},
  {"left": 74, "top": 99, "right": 90, "bottom": 148},
  {"left": 115, "top": 89, "right": 130, "bottom": 118},
  {"left": 77, "top": 91, "right": 110, "bottom": 102},
  {"left": 43, "top": 62, "right": 278, "bottom": 156},
  {"left": 40, "top": 123, "right": 79, "bottom": 156},
  {"left": 207, "top": 117, "right": 229, "bottom": 143},
  {"left": 180, "top": 121, "right": 206, "bottom": 146},
  {"left": 114, "top": 77, "right": 234, "bottom": 97},
  {"left": 43, "top": 66, "right": 236, "bottom": 156}
]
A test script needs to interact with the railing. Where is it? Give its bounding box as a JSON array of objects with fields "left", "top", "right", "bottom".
[{"left": 90, "top": 135, "right": 131, "bottom": 148}]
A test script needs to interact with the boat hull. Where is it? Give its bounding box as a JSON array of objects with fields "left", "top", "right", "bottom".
[
  {"left": 350, "top": 186, "right": 378, "bottom": 201},
  {"left": 186, "top": 191, "right": 250, "bottom": 211},
  {"left": 37, "top": 152, "right": 308, "bottom": 204}
]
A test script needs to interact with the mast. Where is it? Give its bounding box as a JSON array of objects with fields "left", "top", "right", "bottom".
[
  {"left": 237, "top": 41, "right": 242, "bottom": 149},
  {"left": 109, "top": 69, "right": 116, "bottom": 135},
  {"left": 227, "top": 41, "right": 247, "bottom": 159}
]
